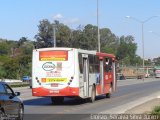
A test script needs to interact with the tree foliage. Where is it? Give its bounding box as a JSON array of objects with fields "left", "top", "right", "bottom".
[
  {"left": 0, "top": 42, "right": 9, "bottom": 55},
  {"left": 0, "top": 18, "right": 151, "bottom": 79},
  {"left": 116, "top": 35, "right": 139, "bottom": 66},
  {"left": 34, "top": 19, "right": 53, "bottom": 48},
  {"left": 153, "top": 57, "right": 160, "bottom": 66},
  {"left": 0, "top": 38, "right": 33, "bottom": 79},
  {"left": 33, "top": 19, "right": 144, "bottom": 66}
]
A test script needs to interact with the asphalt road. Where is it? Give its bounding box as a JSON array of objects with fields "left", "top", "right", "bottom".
[{"left": 13, "top": 78, "right": 160, "bottom": 120}]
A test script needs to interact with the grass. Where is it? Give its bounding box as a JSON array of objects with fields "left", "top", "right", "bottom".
[
  {"left": 151, "top": 106, "right": 160, "bottom": 115},
  {"left": 149, "top": 106, "right": 160, "bottom": 120}
]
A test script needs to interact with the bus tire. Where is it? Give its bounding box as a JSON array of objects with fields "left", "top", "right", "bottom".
[
  {"left": 106, "top": 84, "right": 112, "bottom": 98},
  {"left": 51, "top": 97, "right": 64, "bottom": 104},
  {"left": 89, "top": 85, "right": 96, "bottom": 103}
]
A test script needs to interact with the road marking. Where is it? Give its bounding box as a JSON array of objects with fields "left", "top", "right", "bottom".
[
  {"left": 55, "top": 112, "right": 64, "bottom": 114},
  {"left": 63, "top": 109, "right": 71, "bottom": 112}
]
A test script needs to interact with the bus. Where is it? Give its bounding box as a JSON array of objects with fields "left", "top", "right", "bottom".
[{"left": 32, "top": 48, "right": 117, "bottom": 104}]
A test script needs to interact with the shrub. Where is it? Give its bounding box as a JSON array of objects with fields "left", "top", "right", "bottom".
[{"left": 151, "top": 106, "right": 160, "bottom": 115}]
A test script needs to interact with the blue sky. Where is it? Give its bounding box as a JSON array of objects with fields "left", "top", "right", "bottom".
[{"left": 0, "top": 0, "right": 160, "bottom": 58}]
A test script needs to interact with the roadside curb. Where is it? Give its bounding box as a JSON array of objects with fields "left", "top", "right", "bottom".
[{"left": 13, "top": 86, "right": 30, "bottom": 90}]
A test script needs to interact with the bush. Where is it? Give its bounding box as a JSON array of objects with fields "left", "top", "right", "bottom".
[{"left": 151, "top": 106, "right": 160, "bottom": 115}]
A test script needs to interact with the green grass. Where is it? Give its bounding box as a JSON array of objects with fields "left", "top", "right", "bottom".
[{"left": 151, "top": 106, "right": 160, "bottom": 115}]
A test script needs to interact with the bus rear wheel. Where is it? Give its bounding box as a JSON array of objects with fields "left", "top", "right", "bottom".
[
  {"left": 51, "top": 97, "right": 64, "bottom": 104},
  {"left": 89, "top": 85, "right": 96, "bottom": 102},
  {"left": 106, "top": 85, "right": 112, "bottom": 98},
  {"left": 106, "top": 83, "right": 113, "bottom": 98}
]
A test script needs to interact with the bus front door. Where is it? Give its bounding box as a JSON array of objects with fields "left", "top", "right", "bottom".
[{"left": 83, "top": 55, "right": 89, "bottom": 97}]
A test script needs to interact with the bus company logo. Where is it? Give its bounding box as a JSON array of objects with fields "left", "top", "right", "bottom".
[{"left": 42, "top": 62, "right": 55, "bottom": 71}]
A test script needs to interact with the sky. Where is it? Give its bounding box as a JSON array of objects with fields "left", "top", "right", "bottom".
[{"left": 0, "top": 0, "right": 160, "bottom": 59}]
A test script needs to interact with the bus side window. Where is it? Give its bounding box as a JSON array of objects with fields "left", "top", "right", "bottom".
[
  {"left": 78, "top": 53, "right": 83, "bottom": 74},
  {"left": 95, "top": 56, "right": 100, "bottom": 84},
  {"left": 89, "top": 55, "right": 94, "bottom": 73}
]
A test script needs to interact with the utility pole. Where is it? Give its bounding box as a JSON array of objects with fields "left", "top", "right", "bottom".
[
  {"left": 53, "top": 24, "right": 56, "bottom": 47},
  {"left": 97, "top": 0, "right": 100, "bottom": 52}
]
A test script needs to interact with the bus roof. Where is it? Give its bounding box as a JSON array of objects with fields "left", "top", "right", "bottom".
[
  {"left": 96, "top": 52, "right": 115, "bottom": 58},
  {"left": 33, "top": 47, "right": 75, "bottom": 52},
  {"left": 33, "top": 47, "right": 115, "bottom": 58}
]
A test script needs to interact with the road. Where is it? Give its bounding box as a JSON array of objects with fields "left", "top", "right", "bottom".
[{"left": 13, "top": 78, "right": 160, "bottom": 120}]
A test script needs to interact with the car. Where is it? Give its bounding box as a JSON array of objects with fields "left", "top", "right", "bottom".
[
  {"left": 0, "top": 82, "right": 24, "bottom": 120},
  {"left": 116, "top": 73, "right": 126, "bottom": 80},
  {"left": 137, "top": 75, "right": 143, "bottom": 79},
  {"left": 22, "top": 76, "right": 30, "bottom": 81}
]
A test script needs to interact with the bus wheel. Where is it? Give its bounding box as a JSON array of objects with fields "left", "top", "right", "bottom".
[
  {"left": 106, "top": 85, "right": 112, "bottom": 98},
  {"left": 51, "top": 97, "right": 64, "bottom": 104},
  {"left": 89, "top": 85, "right": 96, "bottom": 102}
]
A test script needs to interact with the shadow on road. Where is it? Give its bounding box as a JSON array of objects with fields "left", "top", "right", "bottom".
[
  {"left": 23, "top": 95, "right": 108, "bottom": 106},
  {"left": 24, "top": 114, "right": 91, "bottom": 120}
]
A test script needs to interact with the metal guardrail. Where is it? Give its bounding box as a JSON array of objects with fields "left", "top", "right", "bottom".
[
  {"left": 0, "top": 79, "right": 30, "bottom": 87},
  {"left": 0, "top": 79, "right": 22, "bottom": 83}
]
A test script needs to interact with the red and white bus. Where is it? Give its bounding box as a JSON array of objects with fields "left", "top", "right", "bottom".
[{"left": 32, "top": 48, "right": 117, "bottom": 104}]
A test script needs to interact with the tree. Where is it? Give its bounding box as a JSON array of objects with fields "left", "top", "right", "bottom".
[
  {"left": 71, "top": 24, "right": 118, "bottom": 52},
  {"left": 56, "top": 21, "right": 71, "bottom": 47},
  {"left": 18, "top": 55, "right": 32, "bottom": 78},
  {"left": 3, "top": 55, "right": 32, "bottom": 79},
  {"left": 35, "top": 19, "right": 53, "bottom": 48},
  {"left": 153, "top": 57, "right": 160, "bottom": 66},
  {"left": 3, "top": 58, "right": 20, "bottom": 79},
  {"left": 81, "top": 24, "right": 98, "bottom": 50},
  {"left": 17, "top": 37, "right": 28, "bottom": 47},
  {"left": 17, "top": 37, "right": 34, "bottom": 55},
  {"left": 116, "top": 35, "right": 138, "bottom": 65},
  {"left": 0, "top": 63, "right": 6, "bottom": 78},
  {"left": 34, "top": 18, "right": 141, "bottom": 67},
  {"left": 100, "top": 28, "right": 119, "bottom": 54},
  {"left": 35, "top": 19, "right": 72, "bottom": 48},
  {"left": 70, "top": 25, "right": 84, "bottom": 48},
  {"left": 0, "top": 40, "right": 10, "bottom": 55}
]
